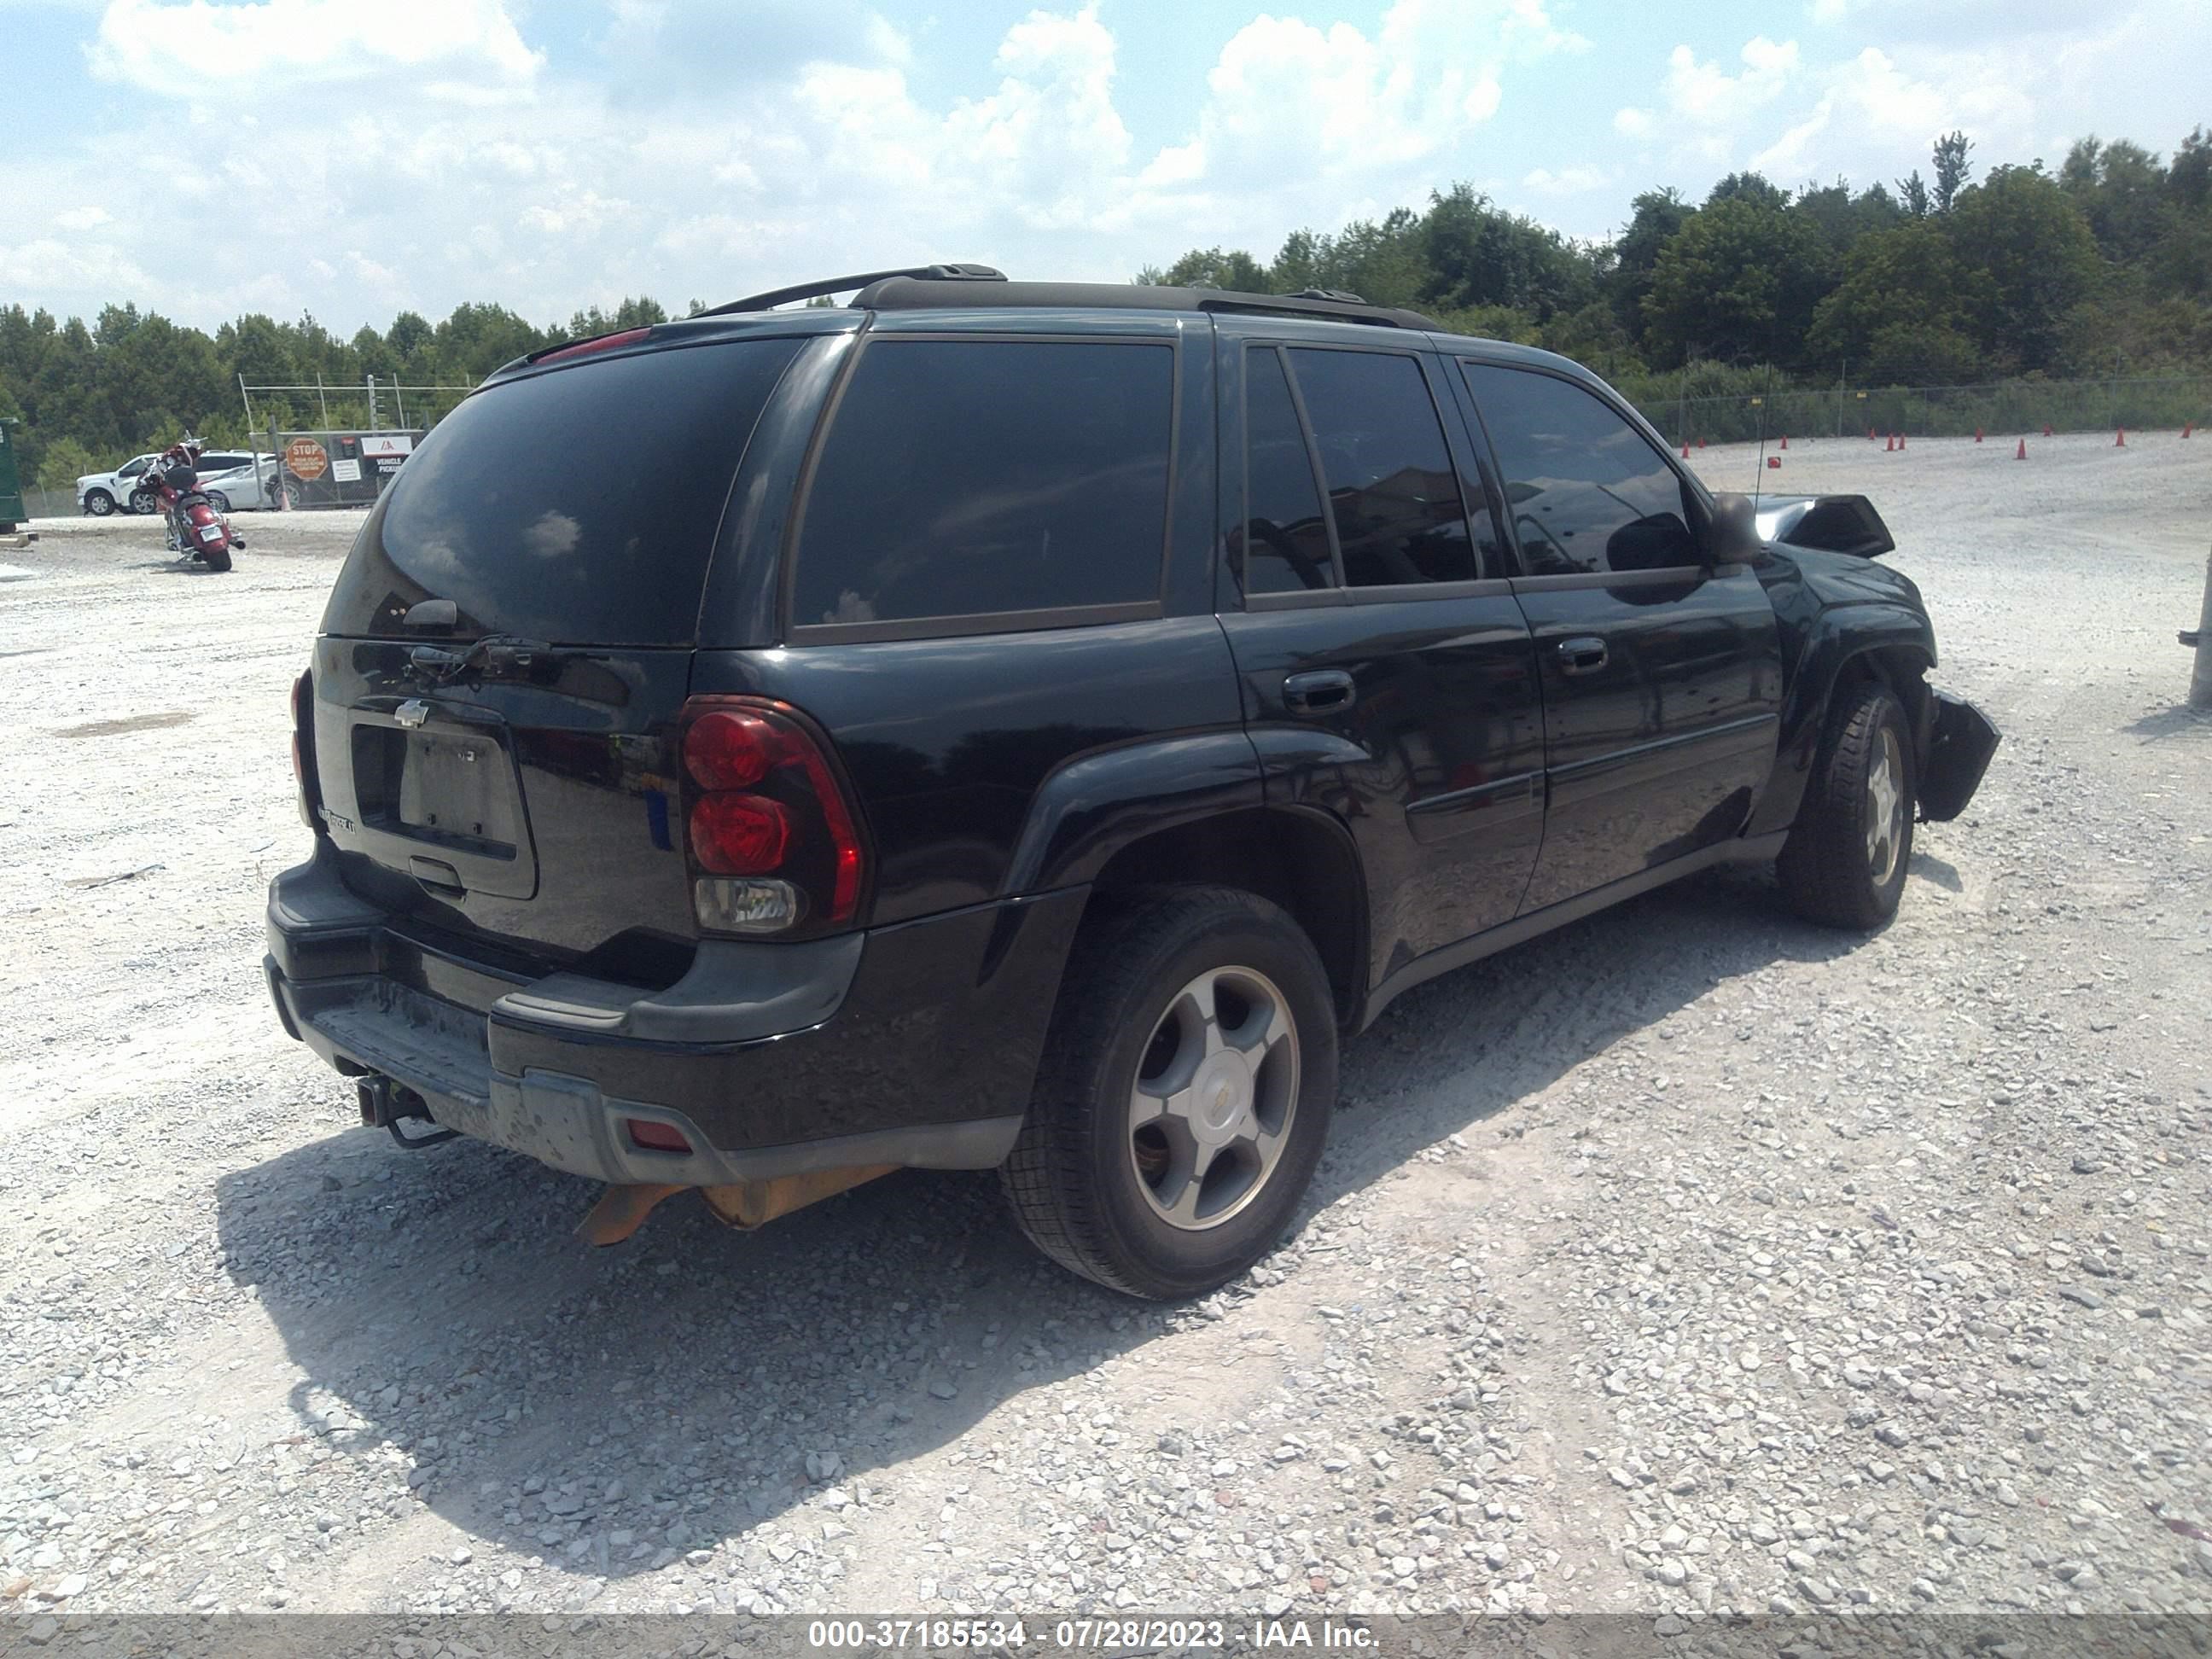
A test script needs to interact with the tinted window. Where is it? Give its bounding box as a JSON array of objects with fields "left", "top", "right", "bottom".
[
  {"left": 1462, "top": 364, "right": 1698, "bottom": 576},
  {"left": 792, "top": 340, "right": 1172, "bottom": 628},
  {"left": 323, "top": 339, "right": 802, "bottom": 643},
  {"left": 119, "top": 457, "right": 149, "bottom": 478},
  {"left": 1288, "top": 348, "right": 1479, "bottom": 586},
  {"left": 201, "top": 453, "right": 251, "bottom": 473},
  {"left": 1235, "top": 347, "right": 1333, "bottom": 594}
]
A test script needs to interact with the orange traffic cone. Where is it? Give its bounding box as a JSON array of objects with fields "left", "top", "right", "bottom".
[
  {"left": 1697, "top": 437, "right": 1705, "bottom": 449},
  {"left": 1884, "top": 434, "right": 1895, "bottom": 451},
  {"left": 1867, "top": 427, "right": 1877, "bottom": 439},
  {"left": 1898, "top": 433, "right": 1907, "bottom": 451},
  {"left": 2015, "top": 438, "right": 2028, "bottom": 460},
  {"left": 1680, "top": 442, "right": 1690, "bottom": 457},
  {"left": 2116, "top": 427, "right": 2126, "bottom": 447},
  {"left": 1975, "top": 428, "right": 1983, "bottom": 443},
  {"left": 2043, "top": 423, "right": 2053, "bottom": 437},
  {"left": 1779, "top": 433, "right": 1789, "bottom": 450},
  {"left": 2186, "top": 422, "right": 2194, "bottom": 439}
]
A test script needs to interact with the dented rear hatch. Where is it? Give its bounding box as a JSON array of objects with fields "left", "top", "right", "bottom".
[{"left": 310, "top": 333, "right": 809, "bottom": 969}]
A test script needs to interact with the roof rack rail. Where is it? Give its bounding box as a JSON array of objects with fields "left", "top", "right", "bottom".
[
  {"left": 699, "top": 264, "right": 1006, "bottom": 317},
  {"left": 853, "top": 276, "right": 1438, "bottom": 330}
]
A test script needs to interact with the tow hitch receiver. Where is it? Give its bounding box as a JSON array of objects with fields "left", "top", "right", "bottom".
[
  {"left": 358, "top": 1076, "right": 458, "bottom": 1150},
  {"left": 577, "top": 1164, "right": 898, "bottom": 1247}
]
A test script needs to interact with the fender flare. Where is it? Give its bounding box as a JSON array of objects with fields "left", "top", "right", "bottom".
[
  {"left": 999, "top": 728, "right": 1267, "bottom": 897},
  {"left": 1748, "top": 602, "right": 1936, "bottom": 837}
]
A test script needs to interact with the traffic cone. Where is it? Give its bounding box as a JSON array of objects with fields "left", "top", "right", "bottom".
[
  {"left": 1867, "top": 427, "right": 1877, "bottom": 439},
  {"left": 2015, "top": 438, "right": 2027, "bottom": 460},
  {"left": 1779, "top": 433, "right": 1789, "bottom": 450},
  {"left": 1898, "top": 433, "right": 1907, "bottom": 451},
  {"left": 1975, "top": 428, "right": 1983, "bottom": 443},
  {"left": 2043, "top": 423, "right": 2053, "bottom": 437},
  {"left": 1697, "top": 436, "right": 1705, "bottom": 449},
  {"left": 1680, "top": 442, "right": 1690, "bottom": 458},
  {"left": 2185, "top": 422, "right": 2194, "bottom": 439},
  {"left": 2116, "top": 427, "right": 2126, "bottom": 447},
  {"left": 1884, "top": 434, "right": 1895, "bottom": 451}
]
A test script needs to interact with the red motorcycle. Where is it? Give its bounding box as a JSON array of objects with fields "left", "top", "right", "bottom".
[{"left": 142, "top": 439, "right": 242, "bottom": 572}]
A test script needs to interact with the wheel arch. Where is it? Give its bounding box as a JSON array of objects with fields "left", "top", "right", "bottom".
[
  {"left": 1749, "top": 603, "right": 1936, "bottom": 836},
  {"left": 1081, "top": 806, "right": 1371, "bottom": 1033}
]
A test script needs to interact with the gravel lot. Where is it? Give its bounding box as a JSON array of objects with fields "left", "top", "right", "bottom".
[{"left": 3, "top": 432, "right": 2209, "bottom": 1622}]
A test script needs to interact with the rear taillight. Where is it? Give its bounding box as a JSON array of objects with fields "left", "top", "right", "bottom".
[
  {"left": 678, "top": 697, "right": 865, "bottom": 934},
  {"left": 290, "top": 669, "right": 322, "bottom": 832},
  {"left": 533, "top": 327, "right": 652, "bottom": 367}
]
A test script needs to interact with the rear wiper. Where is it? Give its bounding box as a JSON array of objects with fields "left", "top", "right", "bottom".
[{"left": 406, "top": 634, "right": 554, "bottom": 684}]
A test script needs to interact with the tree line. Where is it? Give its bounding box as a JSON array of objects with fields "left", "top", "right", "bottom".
[{"left": 3, "top": 125, "right": 2209, "bottom": 490}]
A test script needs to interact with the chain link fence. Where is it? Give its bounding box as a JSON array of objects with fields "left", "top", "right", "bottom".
[{"left": 1632, "top": 374, "right": 2211, "bottom": 447}]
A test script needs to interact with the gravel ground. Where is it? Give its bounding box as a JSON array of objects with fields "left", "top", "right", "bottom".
[{"left": 2, "top": 432, "right": 2209, "bottom": 1621}]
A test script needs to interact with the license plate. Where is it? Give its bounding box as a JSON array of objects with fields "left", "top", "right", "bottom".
[{"left": 198, "top": 524, "right": 224, "bottom": 543}]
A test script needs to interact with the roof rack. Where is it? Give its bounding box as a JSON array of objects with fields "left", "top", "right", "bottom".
[
  {"left": 700, "top": 264, "right": 1006, "bottom": 317},
  {"left": 849, "top": 276, "right": 1438, "bottom": 330}
]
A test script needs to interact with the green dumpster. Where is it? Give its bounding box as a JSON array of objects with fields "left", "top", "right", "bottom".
[{"left": 0, "top": 420, "right": 25, "bottom": 531}]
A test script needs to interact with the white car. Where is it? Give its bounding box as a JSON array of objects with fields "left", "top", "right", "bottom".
[
  {"left": 78, "top": 451, "right": 279, "bottom": 515},
  {"left": 76, "top": 453, "right": 158, "bottom": 516}
]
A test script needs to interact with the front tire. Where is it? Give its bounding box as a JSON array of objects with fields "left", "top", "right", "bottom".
[
  {"left": 1778, "top": 681, "right": 1915, "bottom": 929},
  {"left": 84, "top": 490, "right": 115, "bottom": 517},
  {"left": 1000, "top": 887, "right": 1336, "bottom": 1300}
]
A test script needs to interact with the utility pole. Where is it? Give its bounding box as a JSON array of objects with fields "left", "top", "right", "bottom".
[{"left": 2190, "top": 549, "right": 2212, "bottom": 709}]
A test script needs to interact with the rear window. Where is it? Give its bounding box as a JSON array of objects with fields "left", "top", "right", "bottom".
[
  {"left": 790, "top": 338, "right": 1173, "bottom": 632},
  {"left": 323, "top": 339, "right": 803, "bottom": 644}
]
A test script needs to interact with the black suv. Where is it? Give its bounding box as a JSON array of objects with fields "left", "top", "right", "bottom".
[{"left": 265, "top": 265, "right": 1998, "bottom": 1299}]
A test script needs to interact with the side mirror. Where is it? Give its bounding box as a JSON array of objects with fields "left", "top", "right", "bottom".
[{"left": 1705, "top": 492, "right": 1764, "bottom": 566}]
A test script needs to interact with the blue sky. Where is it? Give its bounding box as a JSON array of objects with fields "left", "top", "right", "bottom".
[{"left": 2, "top": 0, "right": 2205, "bottom": 333}]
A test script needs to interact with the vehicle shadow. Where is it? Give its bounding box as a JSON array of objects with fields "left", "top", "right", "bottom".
[
  {"left": 2122, "top": 703, "right": 2212, "bottom": 742},
  {"left": 212, "top": 861, "right": 1864, "bottom": 1592}
]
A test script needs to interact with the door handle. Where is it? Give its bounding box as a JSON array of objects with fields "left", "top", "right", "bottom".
[
  {"left": 1284, "top": 669, "right": 1356, "bottom": 717},
  {"left": 1557, "top": 637, "right": 1610, "bottom": 676}
]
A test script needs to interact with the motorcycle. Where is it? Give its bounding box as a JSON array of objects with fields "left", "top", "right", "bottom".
[{"left": 140, "top": 439, "right": 242, "bottom": 572}]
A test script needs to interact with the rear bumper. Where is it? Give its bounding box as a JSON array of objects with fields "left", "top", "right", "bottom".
[
  {"left": 265, "top": 847, "right": 1084, "bottom": 1185},
  {"left": 1917, "top": 689, "right": 2000, "bottom": 822}
]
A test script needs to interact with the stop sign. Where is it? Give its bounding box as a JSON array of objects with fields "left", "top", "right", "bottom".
[{"left": 285, "top": 438, "right": 329, "bottom": 480}]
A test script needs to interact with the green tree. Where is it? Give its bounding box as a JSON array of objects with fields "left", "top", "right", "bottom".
[
  {"left": 1896, "top": 171, "right": 1932, "bottom": 218},
  {"left": 1947, "top": 164, "right": 2101, "bottom": 370},
  {"left": 1706, "top": 172, "right": 1789, "bottom": 211},
  {"left": 1807, "top": 221, "right": 1993, "bottom": 375},
  {"left": 1642, "top": 197, "right": 1836, "bottom": 367},
  {"left": 1420, "top": 184, "right": 1590, "bottom": 319},
  {"left": 1932, "top": 131, "right": 1975, "bottom": 213},
  {"left": 1156, "top": 247, "right": 1270, "bottom": 292},
  {"left": 1608, "top": 188, "right": 1695, "bottom": 338}
]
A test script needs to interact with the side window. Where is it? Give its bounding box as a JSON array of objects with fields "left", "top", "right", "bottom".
[
  {"left": 1461, "top": 364, "right": 1699, "bottom": 576},
  {"left": 792, "top": 339, "right": 1173, "bottom": 629},
  {"left": 119, "top": 457, "right": 149, "bottom": 478},
  {"left": 1236, "top": 347, "right": 1334, "bottom": 594},
  {"left": 1287, "top": 348, "right": 1481, "bottom": 586}
]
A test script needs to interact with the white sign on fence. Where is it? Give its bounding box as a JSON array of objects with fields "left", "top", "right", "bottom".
[
  {"left": 331, "top": 459, "right": 362, "bottom": 482},
  {"left": 361, "top": 434, "right": 414, "bottom": 460}
]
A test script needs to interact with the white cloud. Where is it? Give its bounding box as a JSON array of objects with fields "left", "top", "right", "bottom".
[
  {"left": 1614, "top": 107, "right": 1654, "bottom": 139},
  {"left": 1662, "top": 37, "right": 1800, "bottom": 125},
  {"left": 54, "top": 205, "right": 110, "bottom": 230},
  {"left": 1522, "top": 165, "right": 1610, "bottom": 194},
  {"left": 90, "top": 0, "right": 541, "bottom": 96}
]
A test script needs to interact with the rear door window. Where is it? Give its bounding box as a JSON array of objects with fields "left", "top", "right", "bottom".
[
  {"left": 1461, "top": 364, "right": 1699, "bottom": 576},
  {"left": 322, "top": 338, "right": 804, "bottom": 644},
  {"left": 1235, "top": 346, "right": 1335, "bottom": 595},
  {"left": 789, "top": 338, "right": 1173, "bottom": 633},
  {"left": 1288, "top": 348, "right": 1483, "bottom": 587}
]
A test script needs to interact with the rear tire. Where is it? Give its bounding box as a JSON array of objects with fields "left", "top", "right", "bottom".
[
  {"left": 128, "top": 489, "right": 159, "bottom": 515},
  {"left": 201, "top": 547, "right": 232, "bottom": 572},
  {"left": 1777, "top": 681, "right": 1914, "bottom": 929},
  {"left": 205, "top": 491, "right": 230, "bottom": 514},
  {"left": 1000, "top": 887, "right": 1336, "bottom": 1300}
]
